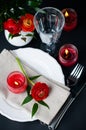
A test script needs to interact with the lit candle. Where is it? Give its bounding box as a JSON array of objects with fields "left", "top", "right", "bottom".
[
  {"left": 62, "top": 8, "right": 77, "bottom": 31},
  {"left": 7, "top": 71, "right": 28, "bottom": 94},
  {"left": 58, "top": 44, "right": 78, "bottom": 67}
]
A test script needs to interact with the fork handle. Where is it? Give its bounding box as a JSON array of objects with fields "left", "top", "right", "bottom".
[
  {"left": 71, "top": 82, "right": 86, "bottom": 98},
  {"left": 48, "top": 94, "right": 74, "bottom": 130},
  {"left": 66, "top": 79, "right": 78, "bottom": 88}
]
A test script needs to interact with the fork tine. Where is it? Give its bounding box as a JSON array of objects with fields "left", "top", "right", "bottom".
[
  {"left": 67, "top": 63, "right": 84, "bottom": 87},
  {"left": 73, "top": 64, "right": 83, "bottom": 77},
  {"left": 70, "top": 63, "right": 84, "bottom": 78},
  {"left": 77, "top": 65, "right": 84, "bottom": 78},
  {"left": 70, "top": 63, "right": 79, "bottom": 76}
]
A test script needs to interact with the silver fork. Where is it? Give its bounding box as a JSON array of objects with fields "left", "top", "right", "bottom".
[
  {"left": 49, "top": 63, "right": 84, "bottom": 130},
  {"left": 67, "top": 63, "right": 84, "bottom": 87}
]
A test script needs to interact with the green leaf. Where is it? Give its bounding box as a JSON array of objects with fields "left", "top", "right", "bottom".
[
  {"left": 38, "top": 100, "right": 50, "bottom": 109},
  {"left": 25, "top": 33, "right": 33, "bottom": 37},
  {"left": 34, "top": 7, "right": 41, "bottom": 12},
  {"left": 32, "top": 103, "right": 38, "bottom": 117},
  {"left": 22, "top": 95, "right": 33, "bottom": 105},
  {"left": 21, "top": 37, "right": 26, "bottom": 42},
  {"left": 28, "top": 0, "right": 42, "bottom": 8},
  {"left": 29, "top": 75, "right": 41, "bottom": 80},
  {"left": 25, "top": 33, "right": 36, "bottom": 39},
  {"left": 26, "top": 85, "right": 31, "bottom": 94},
  {"left": 8, "top": 33, "right": 13, "bottom": 39},
  {"left": 12, "top": 34, "right": 21, "bottom": 38},
  {"left": 8, "top": 33, "right": 21, "bottom": 39}
]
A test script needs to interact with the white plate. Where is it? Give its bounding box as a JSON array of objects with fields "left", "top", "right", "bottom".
[{"left": 0, "top": 47, "right": 65, "bottom": 122}]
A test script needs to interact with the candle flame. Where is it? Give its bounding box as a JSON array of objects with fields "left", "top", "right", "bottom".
[
  {"left": 14, "top": 81, "right": 19, "bottom": 85},
  {"left": 65, "top": 11, "right": 69, "bottom": 17},
  {"left": 65, "top": 49, "right": 69, "bottom": 55}
]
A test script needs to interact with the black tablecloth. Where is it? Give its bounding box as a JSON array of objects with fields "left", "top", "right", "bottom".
[{"left": 0, "top": 0, "right": 86, "bottom": 130}]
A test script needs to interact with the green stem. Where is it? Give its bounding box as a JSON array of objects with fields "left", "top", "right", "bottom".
[{"left": 16, "top": 57, "right": 34, "bottom": 86}]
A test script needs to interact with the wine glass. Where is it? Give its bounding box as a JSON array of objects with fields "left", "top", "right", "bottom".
[{"left": 34, "top": 7, "right": 65, "bottom": 56}]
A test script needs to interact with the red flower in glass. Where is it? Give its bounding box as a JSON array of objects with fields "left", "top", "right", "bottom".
[
  {"left": 20, "top": 13, "right": 35, "bottom": 32},
  {"left": 3, "top": 18, "right": 21, "bottom": 35},
  {"left": 31, "top": 82, "right": 49, "bottom": 101}
]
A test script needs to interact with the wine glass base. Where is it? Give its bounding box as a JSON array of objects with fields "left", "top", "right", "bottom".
[{"left": 40, "top": 41, "right": 61, "bottom": 58}]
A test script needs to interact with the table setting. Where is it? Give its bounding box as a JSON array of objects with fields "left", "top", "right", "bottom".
[{"left": 0, "top": 0, "right": 86, "bottom": 130}]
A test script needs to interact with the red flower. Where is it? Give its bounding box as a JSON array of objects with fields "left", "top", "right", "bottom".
[
  {"left": 20, "top": 13, "right": 35, "bottom": 32},
  {"left": 3, "top": 18, "right": 21, "bottom": 35},
  {"left": 31, "top": 82, "right": 49, "bottom": 101}
]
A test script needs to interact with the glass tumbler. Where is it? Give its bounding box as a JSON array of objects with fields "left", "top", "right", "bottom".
[{"left": 34, "top": 7, "right": 65, "bottom": 55}]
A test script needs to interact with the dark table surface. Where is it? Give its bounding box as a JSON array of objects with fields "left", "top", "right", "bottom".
[{"left": 0, "top": 0, "right": 86, "bottom": 130}]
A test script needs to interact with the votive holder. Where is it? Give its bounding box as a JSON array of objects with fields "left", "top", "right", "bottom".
[
  {"left": 58, "top": 44, "right": 78, "bottom": 67},
  {"left": 62, "top": 8, "right": 77, "bottom": 31},
  {"left": 7, "top": 71, "right": 28, "bottom": 94}
]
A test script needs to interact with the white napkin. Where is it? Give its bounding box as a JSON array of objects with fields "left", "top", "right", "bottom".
[{"left": 0, "top": 49, "right": 70, "bottom": 125}]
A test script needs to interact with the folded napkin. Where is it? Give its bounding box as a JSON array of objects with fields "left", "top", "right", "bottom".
[{"left": 0, "top": 49, "right": 70, "bottom": 125}]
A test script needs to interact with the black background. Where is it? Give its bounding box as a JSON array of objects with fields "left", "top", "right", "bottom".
[{"left": 0, "top": 0, "right": 86, "bottom": 130}]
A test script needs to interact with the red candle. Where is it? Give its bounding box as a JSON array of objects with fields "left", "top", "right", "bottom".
[
  {"left": 7, "top": 71, "right": 28, "bottom": 94},
  {"left": 58, "top": 44, "right": 78, "bottom": 67},
  {"left": 62, "top": 8, "right": 77, "bottom": 31}
]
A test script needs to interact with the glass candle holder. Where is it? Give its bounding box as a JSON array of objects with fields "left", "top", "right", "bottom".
[
  {"left": 58, "top": 44, "right": 78, "bottom": 67},
  {"left": 7, "top": 71, "right": 28, "bottom": 94},
  {"left": 62, "top": 8, "right": 77, "bottom": 31}
]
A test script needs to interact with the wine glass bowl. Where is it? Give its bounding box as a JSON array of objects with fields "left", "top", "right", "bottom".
[{"left": 34, "top": 7, "right": 65, "bottom": 55}]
